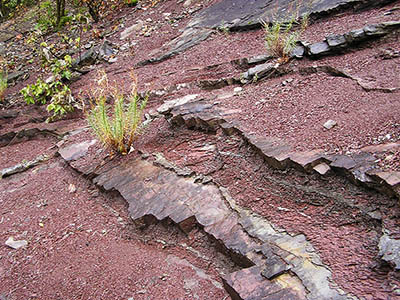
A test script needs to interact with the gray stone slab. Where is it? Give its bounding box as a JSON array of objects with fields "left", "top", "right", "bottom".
[
  {"left": 308, "top": 41, "right": 330, "bottom": 56},
  {"left": 191, "top": 0, "right": 380, "bottom": 31},
  {"left": 138, "top": 0, "right": 385, "bottom": 66},
  {"left": 7, "top": 70, "right": 28, "bottom": 83},
  {"left": 261, "top": 246, "right": 291, "bottom": 279},
  {"left": 326, "top": 34, "right": 347, "bottom": 48},
  {"left": 379, "top": 234, "right": 400, "bottom": 270}
]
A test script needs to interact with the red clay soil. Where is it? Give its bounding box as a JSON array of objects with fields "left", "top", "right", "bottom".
[
  {"left": 0, "top": 137, "right": 232, "bottom": 300},
  {"left": 1, "top": 0, "right": 400, "bottom": 299},
  {"left": 74, "top": 0, "right": 400, "bottom": 166}
]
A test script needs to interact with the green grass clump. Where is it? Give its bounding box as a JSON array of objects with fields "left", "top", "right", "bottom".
[
  {"left": 87, "top": 70, "right": 148, "bottom": 154},
  {"left": 263, "top": 13, "right": 308, "bottom": 62},
  {"left": 0, "top": 70, "right": 7, "bottom": 101}
]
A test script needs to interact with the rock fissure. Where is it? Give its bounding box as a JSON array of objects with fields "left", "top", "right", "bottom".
[
  {"left": 58, "top": 139, "right": 355, "bottom": 300},
  {"left": 160, "top": 96, "right": 400, "bottom": 200}
]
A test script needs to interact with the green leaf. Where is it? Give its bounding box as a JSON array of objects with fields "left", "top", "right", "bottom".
[{"left": 64, "top": 55, "right": 72, "bottom": 65}]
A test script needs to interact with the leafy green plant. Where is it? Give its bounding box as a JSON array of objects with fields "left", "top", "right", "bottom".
[
  {"left": 125, "top": 0, "right": 138, "bottom": 7},
  {"left": 21, "top": 78, "right": 51, "bottom": 105},
  {"left": 263, "top": 12, "right": 308, "bottom": 62},
  {"left": 20, "top": 52, "right": 76, "bottom": 122},
  {"left": 87, "top": 70, "right": 148, "bottom": 154},
  {"left": 218, "top": 21, "right": 230, "bottom": 35},
  {"left": 1, "top": 0, "right": 35, "bottom": 20},
  {"left": 46, "top": 84, "right": 74, "bottom": 121},
  {"left": 20, "top": 77, "right": 73, "bottom": 121},
  {"left": 0, "top": 70, "right": 7, "bottom": 101},
  {"left": 35, "top": 0, "right": 56, "bottom": 31}
]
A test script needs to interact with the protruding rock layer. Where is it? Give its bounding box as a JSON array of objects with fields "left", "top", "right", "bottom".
[{"left": 59, "top": 143, "right": 351, "bottom": 300}]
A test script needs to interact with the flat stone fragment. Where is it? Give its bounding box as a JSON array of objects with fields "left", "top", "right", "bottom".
[
  {"left": 289, "top": 149, "right": 324, "bottom": 170},
  {"left": 313, "top": 163, "right": 331, "bottom": 175},
  {"left": 308, "top": 41, "right": 330, "bottom": 56},
  {"left": 379, "top": 234, "right": 400, "bottom": 270},
  {"left": 169, "top": 100, "right": 240, "bottom": 132},
  {"left": 291, "top": 45, "right": 305, "bottom": 58},
  {"left": 157, "top": 94, "right": 199, "bottom": 115},
  {"left": 247, "top": 54, "right": 271, "bottom": 65},
  {"left": 243, "top": 62, "right": 276, "bottom": 81},
  {"left": 323, "top": 119, "right": 337, "bottom": 130},
  {"left": 363, "top": 24, "right": 387, "bottom": 36},
  {"left": 326, "top": 34, "right": 347, "bottom": 48},
  {"left": 344, "top": 28, "right": 366, "bottom": 43},
  {"left": 351, "top": 166, "right": 374, "bottom": 184},
  {"left": 58, "top": 140, "right": 97, "bottom": 161},
  {"left": 382, "top": 20, "right": 400, "bottom": 30},
  {"left": 374, "top": 171, "right": 400, "bottom": 187},
  {"left": 72, "top": 46, "right": 98, "bottom": 67},
  {"left": 1, "top": 154, "right": 48, "bottom": 178},
  {"left": 329, "top": 155, "right": 357, "bottom": 170},
  {"left": 120, "top": 21, "right": 143, "bottom": 40},
  {"left": 244, "top": 133, "right": 291, "bottom": 168},
  {"left": 5, "top": 237, "right": 28, "bottom": 249}
]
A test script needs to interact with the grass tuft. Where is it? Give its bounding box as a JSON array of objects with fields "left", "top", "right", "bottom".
[
  {"left": 263, "top": 12, "right": 308, "bottom": 62},
  {"left": 87, "top": 70, "right": 148, "bottom": 154},
  {"left": 0, "top": 70, "right": 7, "bottom": 102}
]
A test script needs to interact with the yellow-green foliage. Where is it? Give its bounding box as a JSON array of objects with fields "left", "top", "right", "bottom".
[
  {"left": 0, "top": 70, "right": 7, "bottom": 101},
  {"left": 263, "top": 13, "right": 308, "bottom": 62},
  {"left": 87, "top": 70, "right": 148, "bottom": 154}
]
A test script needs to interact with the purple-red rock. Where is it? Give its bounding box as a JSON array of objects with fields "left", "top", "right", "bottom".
[{"left": 223, "top": 266, "right": 304, "bottom": 300}]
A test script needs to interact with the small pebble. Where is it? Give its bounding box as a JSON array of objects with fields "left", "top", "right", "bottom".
[{"left": 323, "top": 119, "right": 337, "bottom": 130}]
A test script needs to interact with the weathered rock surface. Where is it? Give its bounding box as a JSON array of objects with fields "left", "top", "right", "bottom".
[
  {"left": 160, "top": 98, "right": 400, "bottom": 200},
  {"left": 1, "top": 154, "right": 48, "bottom": 178},
  {"left": 0, "top": 127, "right": 58, "bottom": 147},
  {"left": 309, "top": 41, "right": 331, "bottom": 56},
  {"left": 156, "top": 94, "right": 199, "bottom": 115},
  {"left": 138, "top": 0, "right": 396, "bottom": 66},
  {"left": 59, "top": 137, "right": 351, "bottom": 299},
  {"left": 190, "top": 0, "right": 390, "bottom": 31},
  {"left": 166, "top": 99, "right": 241, "bottom": 131},
  {"left": 379, "top": 234, "right": 400, "bottom": 270},
  {"left": 305, "top": 21, "right": 400, "bottom": 58},
  {"left": 120, "top": 20, "right": 143, "bottom": 40},
  {"left": 241, "top": 62, "right": 278, "bottom": 82},
  {"left": 7, "top": 70, "right": 28, "bottom": 84},
  {"left": 223, "top": 266, "right": 306, "bottom": 300},
  {"left": 58, "top": 140, "right": 97, "bottom": 161}
]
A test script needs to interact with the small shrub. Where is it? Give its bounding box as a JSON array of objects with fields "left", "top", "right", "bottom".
[
  {"left": 20, "top": 53, "right": 76, "bottom": 122},
  {"left": 20, "top": 77, "right": 74, "bottom": 122},
  {"left": 87, "top": 71, "right": 148, "bottom": 154},
  {"left": 0, "top": 70, "right": 7, "bottom": 101},
  {"left": 263, "top": 12, "right": 308, "bottom": 62}
]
